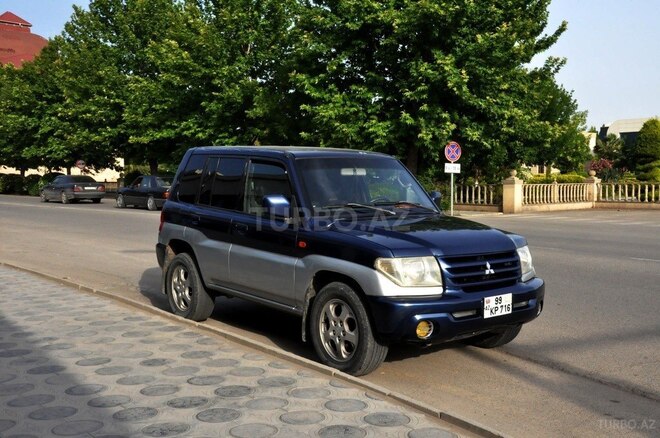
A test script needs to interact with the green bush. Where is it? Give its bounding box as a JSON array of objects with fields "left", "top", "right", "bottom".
[
  {"left": 525, "top": 174, "right": 585, "bottom": 184},
  {"left": 637, "top": 161, "right": 660, "bottom": 182},
  {"left": 24, "top": 175, "right": 42, "bottom": 196},
  {"left": 0, "top": 174, "right": 25, "bottom": 194}
]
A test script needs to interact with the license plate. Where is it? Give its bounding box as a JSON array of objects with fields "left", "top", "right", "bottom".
[
  {"left": 483, "top": 293, "right": 512, "bottom": 319},
  {"left": 84, "top": 187, "right": 96, "bottom": 190}
]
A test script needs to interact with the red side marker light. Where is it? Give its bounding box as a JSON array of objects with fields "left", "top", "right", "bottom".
[{"left": 298, "top": 241, "right": 307, "bottom": 249}]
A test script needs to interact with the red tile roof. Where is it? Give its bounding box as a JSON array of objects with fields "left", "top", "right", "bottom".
[
  {"left": 0, "top": 11, "right": 32, "bottom": 27},
  {"left": 0, "top": 11, "right": 47, "bottom": 66}
]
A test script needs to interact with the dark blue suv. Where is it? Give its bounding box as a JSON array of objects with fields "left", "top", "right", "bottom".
[{"left": 157, "top": 146, "right": 544, "bottom": 375}]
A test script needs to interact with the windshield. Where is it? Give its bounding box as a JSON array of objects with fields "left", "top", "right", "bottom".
[{"left": 296, "top": 156, "right": 437, "bottom": 213}]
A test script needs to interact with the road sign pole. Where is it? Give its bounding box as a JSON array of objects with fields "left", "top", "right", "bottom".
[{"left": 450, "top": 173, "right": 454, "bottom": 216}]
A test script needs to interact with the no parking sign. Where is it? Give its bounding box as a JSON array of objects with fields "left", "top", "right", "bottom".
[{"left": 444, "top": 141, "right": 461, "bottom": 163}]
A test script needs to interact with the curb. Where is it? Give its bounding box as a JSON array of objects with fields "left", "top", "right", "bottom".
[{"left": 1, "top": 260, "right": 504, "bottom": 438}]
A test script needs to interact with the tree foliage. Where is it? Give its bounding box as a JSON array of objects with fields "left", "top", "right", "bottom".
[{"left": 0, "top": 0, "right": 588, "bottom": 182}]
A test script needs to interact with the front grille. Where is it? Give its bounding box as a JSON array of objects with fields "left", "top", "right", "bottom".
[{"left": 440, "top": 251, "right": 520, "bottom": 292}]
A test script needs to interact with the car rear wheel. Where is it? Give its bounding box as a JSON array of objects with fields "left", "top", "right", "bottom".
[
  {"left": 310, "top": 282, "right": 388, "bottom": 376},
  {"left": 468, "top": 325, "right": 521, "bottom": 348},
  {"left": 40, "top": 191, "right": 48, "bottom": 202},
  {"left": 61, "top": 192, "right": 69, "bottom": 204},
  {"left": 116, "top": 194, "right": 125, "bottom": 208},
  {"left": 165, "top": 253, "right": 215, "bottom": 321},
  {"left": 147, "top": 196, "right": 157, "bottom": 211}
]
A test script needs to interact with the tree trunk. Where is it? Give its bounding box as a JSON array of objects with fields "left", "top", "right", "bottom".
[
  {"left": 149, "top": 158, "right": 158, "bottom": 176},
  {"left": 406, "top": 145, "right": 419, "bottom": 175}
]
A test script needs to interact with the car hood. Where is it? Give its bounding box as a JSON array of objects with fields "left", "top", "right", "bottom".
[{"left": 327, "top": 214, "right": 518, "bottom": 257}]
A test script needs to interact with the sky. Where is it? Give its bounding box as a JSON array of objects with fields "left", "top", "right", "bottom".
[{"left": 1, "top": 0, "right": 658, "bottom": 130}]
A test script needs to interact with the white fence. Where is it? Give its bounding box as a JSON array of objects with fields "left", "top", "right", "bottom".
[
  {"left": 523, "top": 182, "right": 590, "bottom": 205},
  {"left": 452, "top": 177, "right": 660, "bottom": 213},
  {"left": 597, "top": 183, "right": 660, "bottom": 203}
]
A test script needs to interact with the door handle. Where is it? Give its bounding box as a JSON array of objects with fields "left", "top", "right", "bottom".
[{"left": 190, "top": 215, "right": 200, "bottom": 226}]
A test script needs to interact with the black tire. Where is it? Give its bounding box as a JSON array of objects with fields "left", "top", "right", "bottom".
[
  {"left": 61, "top": 191, "right": 69, "bottom": 204},
  {"left": 469, "top": 325, "right": 522, "bottom": 348},
  {"left": 310, "top": 282, "right": 388, "bottom": 376},
  {"left": 165, "top": 253, "right": 215, "bottom": 321},
  {"left": 147, "top": 196, "right": 157, "bottom": 211},
  {"left": 92, "top": 198, "right": 101, "bottom": 204},
  {"left": 40, "top": 191, "right": 48, "bottom": 202},
  {"left": 116, "top": 194, "right": 126, "bottom": 208}
]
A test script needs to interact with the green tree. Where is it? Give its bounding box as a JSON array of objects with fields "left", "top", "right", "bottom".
[
  {"left": 634, "top": 118, "right": 660, "bottom": 181},
  {"left": 594, "top": 134, "right": 623, "bottom": 162},
  {"left": 291, "top": 0, "right": 576, "bottom": 180}
]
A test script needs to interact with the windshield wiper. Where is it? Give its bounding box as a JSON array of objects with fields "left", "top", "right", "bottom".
[
  {"left": 321, "top": 203, "right": 396, "bottom": 216},
  {"left": 375, "top": 201, "right": 438, "bottom": 213}
]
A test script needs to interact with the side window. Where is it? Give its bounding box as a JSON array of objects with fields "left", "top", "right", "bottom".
[
  {"left": 198, "top": 157, "right": 219, "bottom": 206},
  {"left": 176, "top": 154, "right": 206, "bottom": 204},
  {"left": 245, "top": 161, "right": 292, "bottom": 215},
  {"left": 209, "top": 158, "right": 246, "bottom": 211}
]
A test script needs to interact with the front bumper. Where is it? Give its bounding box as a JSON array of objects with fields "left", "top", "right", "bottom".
[{"left": 366, "top": 278, "right": 545, "bottom": 344}]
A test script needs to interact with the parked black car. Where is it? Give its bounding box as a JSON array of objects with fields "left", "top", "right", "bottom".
[
  {"left": 40, "top": 175, "right": 105, "bottom": 204},
  {"left": 157, "top": 146, "right": 545, "bottom": 376},
  {"left": 116, "top": 175, "right": 172, "bottom": 210}
]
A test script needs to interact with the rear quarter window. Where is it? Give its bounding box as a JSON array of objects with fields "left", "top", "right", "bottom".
[{"left": 177, "top": 154, "right": 207, "bottom": 204}]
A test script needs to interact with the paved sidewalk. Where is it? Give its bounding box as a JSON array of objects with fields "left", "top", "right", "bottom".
[{"left": 0, "top": 265, "right": 469, "bottom": 438}]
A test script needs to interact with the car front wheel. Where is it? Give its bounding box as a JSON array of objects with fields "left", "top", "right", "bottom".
[
  {"left": 165, "top": 253, "right": 215, "bottom": 321},
  {"left": 310, "top": 282, "right": 388, "bottom": 376}
]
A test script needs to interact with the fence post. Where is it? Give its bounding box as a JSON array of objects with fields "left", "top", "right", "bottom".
[
  {"left": 502, "top": 170, "right": 523, "bottom": 214},
  {"left": 584, "top": 170, "right": 601, "bottom": 204}
]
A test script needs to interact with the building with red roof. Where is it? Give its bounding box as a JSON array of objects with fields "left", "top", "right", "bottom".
[{"left": 0, "top": 11, "right": 48, "bottom": 66}]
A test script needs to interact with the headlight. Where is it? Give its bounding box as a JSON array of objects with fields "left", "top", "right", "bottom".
[
  {"left": 517, "top": 245, "right": 536, "bottom": 282},
  {"left": 375, "top": 257, "right": 443, "bottom": 287}
]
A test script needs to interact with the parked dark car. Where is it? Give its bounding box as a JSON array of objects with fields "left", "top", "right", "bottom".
[
  {"left": 116, "top": 175, "right": 172, "bottom": 211},
  {"left": 40, "top": 175, "right": 105, "bottom": 204},
  {"left": 157, "top": 146, "right": 545, "bottom": 376}
]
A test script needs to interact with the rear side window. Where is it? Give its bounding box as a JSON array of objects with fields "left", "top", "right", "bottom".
[
  {"left": 177, "top": 154, "right": 206, "bottom": 204},
  {"left": 210, "top": 158, "right": 246, "bottom": 210}
]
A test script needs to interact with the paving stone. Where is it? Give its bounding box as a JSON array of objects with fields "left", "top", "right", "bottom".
[{"left": 0, "top": 266, "right": 466, "bottom": 438}]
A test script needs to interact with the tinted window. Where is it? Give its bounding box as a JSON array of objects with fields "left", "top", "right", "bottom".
[
  {"left": 245, "top": 161, "right": 291, "bottom": 215},
  {"left": 198, "top": 157, "right": 219, "bottom": 206},
  {"left": 210, "top": 158, "right": 246, "bottom": 211},
  {"left": 177, "top": 154, "right": 206, "bottom": 204}
]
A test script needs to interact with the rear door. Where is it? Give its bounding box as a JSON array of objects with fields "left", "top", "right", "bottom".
[{"left": 193, "top": 156, "right": 247, "bottom": 290}]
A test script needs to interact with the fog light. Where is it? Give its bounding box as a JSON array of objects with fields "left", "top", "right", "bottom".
[{"left": 416, "top": 321, "right": 434, "bottom": 339}]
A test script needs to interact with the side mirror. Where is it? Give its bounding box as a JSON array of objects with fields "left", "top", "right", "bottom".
[
  {"left": 429, "top": 191, "right": 442, "bottom": 206},
  {"left": 262, "top": 194, "right": 291, "bottom": 218}
]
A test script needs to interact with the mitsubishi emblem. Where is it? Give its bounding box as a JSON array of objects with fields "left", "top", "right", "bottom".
[{"left": 484, "top": 262, "right": 495, "bottom": 275}]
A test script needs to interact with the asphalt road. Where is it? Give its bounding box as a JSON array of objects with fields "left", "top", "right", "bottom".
[{"left": 1, "top": 195, "right": 658, "bottom": 437}]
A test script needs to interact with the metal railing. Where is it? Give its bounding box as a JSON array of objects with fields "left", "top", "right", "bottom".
[
  {"left": 454, "top": 184, "right": 501, "bottom": 206},
  {"left": 597, "top": 182, "right": 660, "bottom": 203},
  {"left": 523, "top": 182, "right": 590, "bottom": 205}
]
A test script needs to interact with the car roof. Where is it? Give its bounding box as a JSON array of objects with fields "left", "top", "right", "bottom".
[{"left": 188, "top": 146, "right": 392, "bottom": 160}]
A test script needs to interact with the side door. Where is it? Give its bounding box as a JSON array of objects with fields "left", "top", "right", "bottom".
[
  {"left": 124, "top": 177, "right": 142, "bottom": 205},
  {"left": 193, "top": 156, "right": 247, "bottom": 290},
  {"left": 228, "top": 159, "right": 299, "bottom": 308}
]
